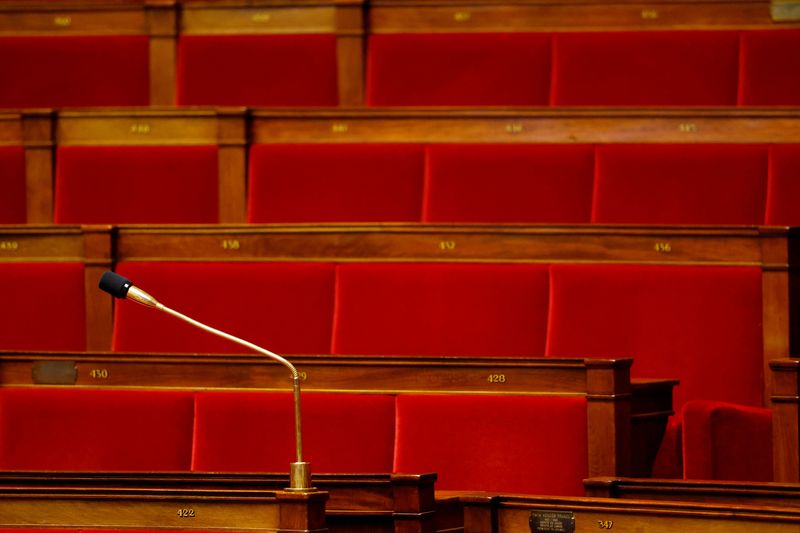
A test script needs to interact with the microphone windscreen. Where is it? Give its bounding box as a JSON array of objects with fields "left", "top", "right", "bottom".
[{"left": 99, "top": 271, "right": 133, "bottom": 299}]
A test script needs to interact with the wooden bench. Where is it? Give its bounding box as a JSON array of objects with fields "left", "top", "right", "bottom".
[{"left": 0, "top": 111, "right": 52, "bottom": 224}]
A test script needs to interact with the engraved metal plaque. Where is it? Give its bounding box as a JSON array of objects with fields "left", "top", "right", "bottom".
[
  {"left": 530, "top": 510, "right": 575, "bottom": 533},
  {"left": 32, "top": 361, "right": 77, "bottom": 385}
]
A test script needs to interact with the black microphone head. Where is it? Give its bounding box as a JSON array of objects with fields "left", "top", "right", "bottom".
[{"left": 99, "top": 271, "right": 133, "bottom": 299}]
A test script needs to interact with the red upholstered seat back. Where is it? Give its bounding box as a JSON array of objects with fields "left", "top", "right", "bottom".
[
  {"left": 192, "top": 392, "right": 395, "bottom": 473},
  {"left": 551, "top": 31, "right": 739, "bottom": 106},
  {"left": 0, "top": 36, "right": 149, "bottom": 108},
  {"left": 394, "top": 395, "right": 588, "bottom": 495},
  {"left": 366, "top": 33, "right": 551, "bottom": 106},
  {"left": 247, "top": 144, "right": 425, "bottom": 223},
  {"left": 177, "top": 35, "right": 338, "bottom": 106},
  {"left": 766, "top": 145, "right": 800, "bottom": 226},
  {"left": 546, "top": 264, "right": 764, "bottom": 411},
  {"left": 112, "top": 262, "right": 336, "bottom": 355},
  {"left": 423, "top": 144, "right": 595, "bottom": 223},
  {"left": 332, "top": 263, "right": 550, "bottom": 357},
  {"left": 592, "top": 144, "right": 768, "bottom": 224},
  {"left": 0, "top": 145, "right": 26, "bottom": 223},
  {"left": 740, "top": 30, "right": 800, "bottom": 105},
  {"left": 55, "top": 145, "right": 219, "bottom": 224},
  {"left": 682, "top": 400, "right": 773, "bottom": 481},
  {"left": 0, "top": 388, "right": 194, "bottom": 471},
  {"left": 0, "top": 262, "right": 86, "bottom": 351}
]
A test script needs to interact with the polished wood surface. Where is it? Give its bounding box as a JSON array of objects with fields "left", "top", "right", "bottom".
[
  {"left": 0, "top": 470, "right": 433, "bottom": 533},
  {"left": 585, "top": 476, "right": 800, "bottom": 507},
  {"left": 436, "top": 492, "right": 800, "bottom": 533}
]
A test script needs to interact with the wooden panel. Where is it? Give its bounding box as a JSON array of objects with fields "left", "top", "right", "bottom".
[
  {"left": 180, "top": 5, "right": 338, "bottom": 34},
  {"left": 584, "top": 477, "right": 800, "bottom": 507},
  {"left": 369, "top": 0, "right": 787, "bottom": 32},
  {"left": 251, "top": 109, "right": 800, "bottom": 144},
  {"left": 0, "top": 6, "right": 149, "bottom": 36},
  {"left": 113, "top": 224, "right": 774, "bottom": 265}
]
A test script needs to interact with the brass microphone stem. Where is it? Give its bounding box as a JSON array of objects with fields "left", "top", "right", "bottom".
[{"left": 156, "top": 303, "right": 310, "bottom": 491}]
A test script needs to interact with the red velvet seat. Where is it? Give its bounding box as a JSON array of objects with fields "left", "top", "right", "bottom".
[
  {"left": 551, "top": 31, "right": 739, "bottom": 106},
  {"left": 54, "top": 145, "right": 219, "bottom": 224},
  {"left": 0, "top": 145, "right": 26, "bottom": 223},
  {"left": 394, "top": 395, "right": 588, "bottom": 495},
  {"left": 0, "top": 388, "right": 194, "bottom": 471},
  {"left": 0, "top": 36, "right": 148, "bottom": 108},
  {"left": 766, "top": 145, "right": 800, "bottom": 226},
  {"left": 192, "top": 392, "right": 395, "bottom": 473},
  {"left": 683, "top": 400, "right": 773, "bottom": 481},
  {"left": 423, "top": 144, "right": 595, "bottom": 223},
  {"left": 366, "top": 33, "right": 551, "bottom": 106},
  {"left": 740, "top": 30, "right": 800, "bottom": 106},
  {"left": 0, "top": 262, "right": 86, "bottom": 351},
  {"left": 112, "top": 262, "right": 336, "bottom": 355},
  {"left": 592, "top": 144, "right": 768, "bottom": 224},
  {"left": 177, "top": 35, "right": 338, "bottom": 106},
  {"left": 546, "top": 264, "right": 764, "bottom": 479},
  {"left": 247, "top": 144, "right": 424, "bottom": 223},
  {"left": 332, "top": 263, "right": 550, "bottom": 357}
]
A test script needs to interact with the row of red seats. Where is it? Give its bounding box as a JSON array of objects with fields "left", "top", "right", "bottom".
[
  {"left": 1, "top": 29, "right": 799, "bottom": 107},
  {"left": 0, "top": 260, "right": 769, "bottom": 481},
  {"left": 0, "top": 388, "right": 589, "bottom": 495},
  {"left": 3, "top": 142, "right": 800, "bottom": 225}
]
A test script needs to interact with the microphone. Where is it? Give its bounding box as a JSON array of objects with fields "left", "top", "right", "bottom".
[{"left": 98, "top": 270, "right": 311, "bottom": 491}]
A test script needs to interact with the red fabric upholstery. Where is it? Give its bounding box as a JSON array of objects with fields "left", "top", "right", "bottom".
[
  {"left": 683, "top": 400, "right": 773, "bottom": 481},
  {"left": 112, "top": 262, "right": 336, "bottom": 355},
  {"left": 593, "top": 144, "right": 768, "bottom": 224},
  {"left": 0, "top": 262, "right": 86, "bottom": 351},
  {"left": 0, "top": 36, "right": 148, "bottom": 108},
  {"left": 0, "top": 145, "right": 26, "bottom": 223},
  {"left": 0, "top": 388, "right": 194, "bottom": 470},
  {"left": 546, "top": 264, "right": 764, "bottom": 410},
  {"left": 394, "top": 395, "right": 588, "bottom": 495},
  {"left": 366, "top": 33, "right": 551, "bottom": 106},
  {"left": 332, "top": 263, "right": 550, "bottom": 357},
  {"left": 247, "top": 144, "right": 424, "bottom": 223},
  {"left": 423, "top": 144, "right": 594, "bottom": 223},
  {"left": 766, "top": 145, "right": 800, "bottom": 226},
  {"left": 552, "top": 31, "right": 739, "bottom": 106},
  {"left": 177, "top": 35, "right": 338, "bottom": 106},
  {"left": 740, "top": 30, "right": 800, "bottom": 105},
  {"left": 192, "top": 392, "right": 395, "bottom": 473},
  {"left": 54, "top": 145, "right": 219, "bottom": 224}
]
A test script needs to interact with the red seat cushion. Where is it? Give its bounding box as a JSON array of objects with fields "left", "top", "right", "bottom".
[
  {"left": 247, "top": 144, "right": 424, "bottom": 223},
  {"left": 177, "top": 34, "right": 338, "bottom": 106},
  {"left": 0, "top": 388, "right": 194, "bottom": 471},
  {"left": 0, "top": 36, "right": 149, "bottom": 108},
  {"left": 55, "top": 145, "right": 219, "bottom": 224},
  {"left": 423, "top": 144, "right": 594, "bottom": 223},
  {"left": 592, "top": 144, "right": 768, "bottom": 224},
  {"left": 682, "top": 400, "right": 773, "bottom": 481},
  {"left": 0, "top": 262, "right": 86, "bottom": 351},
  {"left": 394, "top": 395, "right": 588, "bottom": 495},
  {"left": 366, "top": 33, "right": 551, "bottom": 106},
  {"left": 0, "top": 146, "right": 26, "bottom": 223},
  {"left": 546, "top": 264, "right": 764, "bottom": 411},
  {"left": 552, "top": 31, "right": 739, "bottom": 106},
  {"left": 332, "top": 263, "right": 550, "bottom": 357},
  {"left": 112, "top": 262, "right": 336, "bottom": 355},
  {"left": 766, "top": 145, "right": 800, "bottom": 226},
  {"left": 192, "top": 392, "right": 395, "bottom": 473},
  {"left": 740, "top": 30, "right": 800, "bottom": 105}
]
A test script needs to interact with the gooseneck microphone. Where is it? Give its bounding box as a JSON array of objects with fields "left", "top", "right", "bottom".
[{"left": 99, "top": 270, "right": 311, "bottom": 491}]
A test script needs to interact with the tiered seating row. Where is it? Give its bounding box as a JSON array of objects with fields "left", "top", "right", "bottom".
[
  {"left": 0, "top": 1, "right": 798, "bottom": 107},
  {"left": 5, "top": 109, "right": 800, "bottom": 225},
  {"left": 0, "top": 224, "right": 795, "bottom": 482}
]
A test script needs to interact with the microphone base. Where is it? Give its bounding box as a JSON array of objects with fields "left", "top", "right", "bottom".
[{"left": 286, "top": 461, "right": 313, "bottom": 492}]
